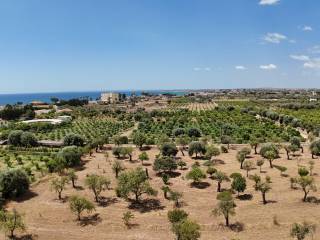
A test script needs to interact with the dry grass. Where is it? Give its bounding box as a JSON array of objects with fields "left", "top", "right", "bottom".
[{"left": 5, "top": 144, "right": 320, "bottom": 240}]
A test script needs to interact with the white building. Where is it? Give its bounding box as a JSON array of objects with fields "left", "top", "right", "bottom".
[{"left": 101, "top": 92, "right": 120, "bottom": 103}]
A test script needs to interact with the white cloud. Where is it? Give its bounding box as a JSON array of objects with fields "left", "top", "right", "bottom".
[
  {"left": 193, "top": 67, "right": 211, "bottom": 71},
  {"left": 263, "top": 33, "right": 287, "bottom": 44},
  {"left": 260, "top": 64, "right": 277, "bottom": 70},
  {"left": 235, "top": 66, "right": 247, "bottom": 70},
  {"left": 259, "top": 0, "right": 280, "bottom": 5},
  {"left": 302, "top": 26, "right": 313, "bottom": 31},
  {"left": 309, "top": 45, "right": 320, "bottom": 54},
  {"left": 290, "top": 55, "right": 310, "bottom": 61},
  {"left": 303, "top": 59, "right": 320, "bottom": 69}
]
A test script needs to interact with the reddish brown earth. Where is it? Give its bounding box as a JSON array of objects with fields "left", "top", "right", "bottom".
[{"left": 4, "top": 144, "right": 320, "bottom": 240}]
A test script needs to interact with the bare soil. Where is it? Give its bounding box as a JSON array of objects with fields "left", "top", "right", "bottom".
[{"left": 4, "top": 144, "right": 320, "bottom": 240}]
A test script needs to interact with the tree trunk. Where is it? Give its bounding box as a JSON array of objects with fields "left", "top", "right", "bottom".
[
  {"left": 254, "top": 146, "right": 258, "bottom": 155},
  {"left": 180, "top": 149, "right": 185, "bottom": 156},
  {"left": 217, "top": 182, "right": 221, "bottom": 192},
  {"left": 72, "top": 179, "right": 75, "bottom": 188},
  {"left": 286, "top": 151, "right": 290, "bottom": 160},
  {"left": 301, "top": 146, "right": 304, "bottom": 153},
  {"left": 240, "top": 162, "right": 243, "bottom": 169},
  {"left": 58, "top": 191, "right": 62, "bottom": 200},
  {"left": 78, "top": 212, "right": 81, "bottom": 221},
  {"left": 269, "top": 160, "right": 273, "bottom": 168},
  {"left": 225, "top": 215, "right": 229, "bottom": 227},
  {"left": 303, "top": 190, "right": 308, "bottom": 202},
  {"left": 262, "top": 192, "right": 267, "bottom": 204}
]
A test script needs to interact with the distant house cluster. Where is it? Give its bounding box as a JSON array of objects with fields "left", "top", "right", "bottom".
[{"left": 100, "top": 92, "right": 126, "bottom": 104}]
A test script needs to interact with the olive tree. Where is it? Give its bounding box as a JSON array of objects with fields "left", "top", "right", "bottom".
[
  {"left": 69, "top": 195, "right": 95, "bottom": 221},
  {"left": 310, "top": 140, "right": 320, "bottom": 159},
  {"left": 297, "top": 176, "right": 317, "bottom": 202},
  {"left": 85, "top": 174, "right": 111, "bottom": 202},
  {"left": 0, "top": 168, "right": 29, "bottom": 199},
  {"left": 63, "top": 133, "right": 85, "bottom": 147},
  {"left": 290, "top": 222, "right": 316, "bottom": 240},
  {"left": 186, "top": 167, "right": 206, "bottom": 184},
  {"left": 212, "top": 191, "right": 236, "bottom": 227},
  {"left": 188, "top": 141, "right": 206, "bottom": 158},
  {"left": 0, "top": 209, "right": 26, "bottom": 239},
  {"left": 50, "top": 176, "right": 69, "bottom": 200},
  {"left": 112, "top": 160, "right": 125, "bottom": 178},
  {"left": 213, "top": 171, "right": 230, "bottom": 192},
  {"left": 116, "top": 167, "right": 157, "bottom": 202}
]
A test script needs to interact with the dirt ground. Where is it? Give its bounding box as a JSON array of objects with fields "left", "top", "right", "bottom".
[{"left": 4, "top": 144, "right": 320, "bottom": 240}]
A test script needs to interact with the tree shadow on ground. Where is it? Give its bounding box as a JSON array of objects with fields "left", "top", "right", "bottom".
[
  {"left": 74, "top": 185, "right": 85, "bottom": 191},
  {"left": 125, "top": 223, "right": 140, "bottom": 229},
  {"left": 191, "top": 182, "right": 211, "bottom": 189},
  {"left": 14, "top": 234, "right": 38, "bottom": 240},
  {"left": 99, "top": 196, "right": 119, "bottom": 207},
  {"left": 79, "top": 213, "right": 102, "bottom": 226},
  {"left": 237, "top": 194, "right": 253, "bottom": 201},
  {"left": 156, "top": 172, "right": 181, "bottom": 178},
  {"left": 213, "top": 159, "right": 226, "bottom": 165},
  {"left": 306, "top": 196, "right": 320, "bottom": 204},
  {"left": 229, "top": 222, "right": 245, "bottom": 232},
  {"left": 128, "top": 199, "right": 165, "bottom": 213},
  {"left": 13, "top": 191, "right": 38, "bottom": 202}
]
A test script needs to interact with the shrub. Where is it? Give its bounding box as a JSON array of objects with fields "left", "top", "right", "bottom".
[
  {"left": 56, "top": 146, "right": 82, "bottom": 168},
  {"left": 63, "top": 134, "right": 85, "bottom": 147},
  {"left": 0, "top": 169, "right": 29, "bottom": 199}
]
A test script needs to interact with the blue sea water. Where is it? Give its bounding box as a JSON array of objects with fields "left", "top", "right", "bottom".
[{"left": 0, "top": 90, "right": 187, "bottom": 105}]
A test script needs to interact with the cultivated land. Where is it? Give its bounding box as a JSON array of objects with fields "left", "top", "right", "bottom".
[
  {"left": 5, "top": 145, "right": 320, "bottom": 240},
  {"left": 1, "top": 91, "right": 320, "bottom": 240}
]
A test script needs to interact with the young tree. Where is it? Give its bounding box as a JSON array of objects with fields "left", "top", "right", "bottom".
[
  {"left": 153, "top": 155, "right": 177, "bottom": 174},
  {"left": 177, "top": 160, "right": 187, "bottom": 170},
  {"left": 138, "top": 152, "right": 149, "bottom": 165},
  {"left": 176, "top": 135, "right": 190, "bottom": 156},
  {"left": 206, "top": 167, "right": 217, "bottom": 178},
  {"left": 243, "top": 160, "right": 254, "bottom": 177},
  {"left": 290, "top": 136, "right": 303, "bottom": 153},
  {"left": 112, "top": 160, "right": 125, "bottom": 178},
  {"left": 290, "top": 222, "right": 316, "bottom": 240},
  {"left": 0, "top": 209, "right": 26, "bottom": 239},
  {"left": 50, "top": 176, "right": 69, "bottom": 200},
  {"left": 122, "top": 211, "right": 134, "bottom": 228},
  {"left": 85, "top": 174, "right": 111, "bottom": 202},
  {"left": 188, "top": 141, "right": 206, "bottom": 158},
  {"left": 256, "top": 159, "right": 264, "bottom": 173},
  {"left": 161, "top": 185, "right": 171, "bottom": 199},
  {"left": 67, "top": 169, "right": 78, "bottom": 188},
  {"left": 186, "top": 167, "right": 206, "bottom": 184},
  {"left": 172, "top": 219, "right": 201, "bottom": 240},
  {"left": 221, "top": 135, "right": 232, "bottom": 149},
  {"left": 204, "top": 145, "right": 220, "bottom": 163},
  {"left": 250, "top": 138, "right": 261, "bottom": 154},
  {"left": 297, "top": 176, "right": 317, "bottom": 202},
  {"left": 132, "top": 132, "right": 147, "bottom": 150},
  {"left": 260, "top": 143, "right": 279, "bottom": 168},
  {"left": 212, "top": 191, "right": 236, "bottom": 227},
  {"left": 236, "top": 152, "right": 246, "bottom": 169},
  {"left": 310, "top": 140, "right": 320, "bottom": 159},
  {"left": 231, "top": 174, "right": 246, "bottom": 196},
  {"left": 256, "top": 177, "right": 272, "bottom": 204},
  {"left": 69, "top": 195, "right": 95, "bottom": 221},
  {"left": 116, "top": 167, "right": 157, "bottom": 202},
  {"left": 169, "top": 190, "right": 183, "bottom": 207},
  {"left": 167, "top": 209, "right": 188, "bottom": 224},
  {"left": 213, "top": 171, "right": 230, "bottom": 192},
  {"left": 160, "top": 142, "right": 178, "bottom": 157},
  {"left": 264, "top": 150, "right": 277, "bottom": 168}
]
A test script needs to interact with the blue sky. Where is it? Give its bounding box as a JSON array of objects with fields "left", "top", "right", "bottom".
[{"left": 0, "top": 0, "right": 320, "bottom": 93}]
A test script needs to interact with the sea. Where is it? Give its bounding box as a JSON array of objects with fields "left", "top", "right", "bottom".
[{"left": 0, "top": 90, "right": 188, "bottom": 105}]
